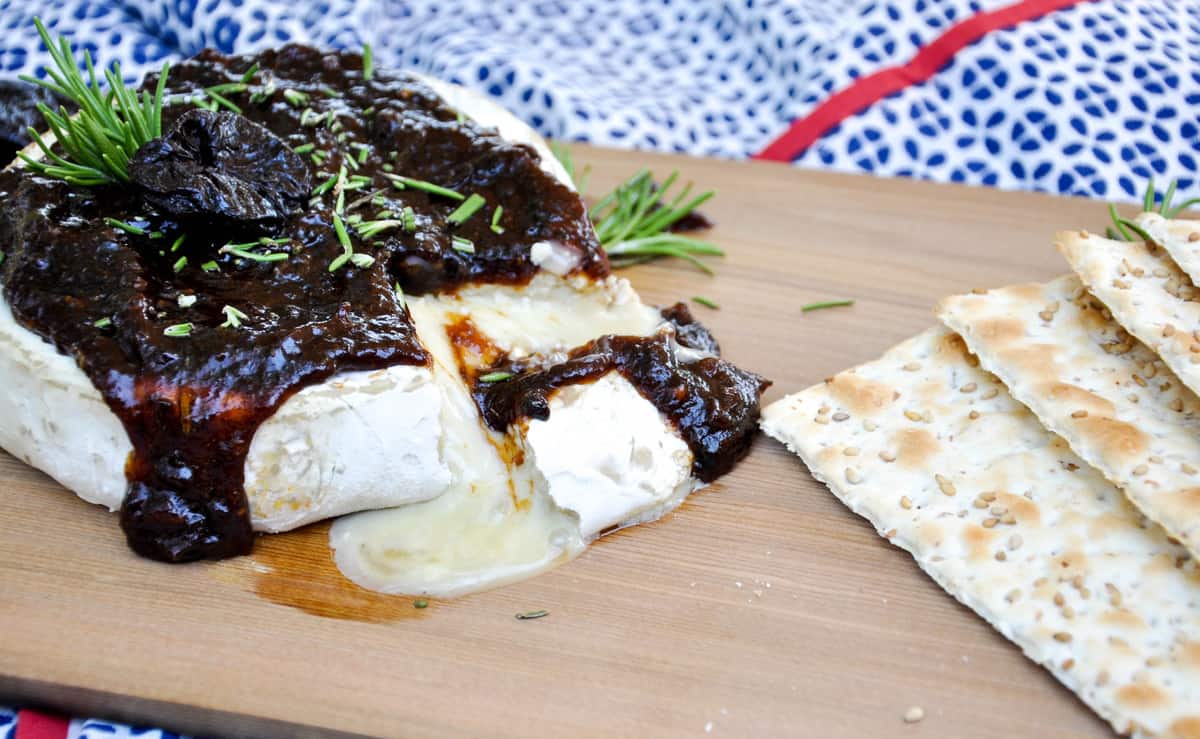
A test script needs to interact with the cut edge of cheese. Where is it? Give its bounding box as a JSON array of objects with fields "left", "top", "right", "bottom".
[{"left": 760, "top": 327, "right": 1200, "bottom": 739}]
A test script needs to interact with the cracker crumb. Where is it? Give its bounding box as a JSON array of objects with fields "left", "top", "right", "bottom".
[{"left": 903, "top": 706, "right": 925, "bottom": 724}]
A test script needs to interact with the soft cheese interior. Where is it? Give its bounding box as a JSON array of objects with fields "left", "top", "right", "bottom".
[{"left": 331, "top": 274, "right": 697, "bottom": 597}]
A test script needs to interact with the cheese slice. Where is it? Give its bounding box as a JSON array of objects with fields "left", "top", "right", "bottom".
[{"left": 760, "top": 327, "right": 1200, "bottom": 738}]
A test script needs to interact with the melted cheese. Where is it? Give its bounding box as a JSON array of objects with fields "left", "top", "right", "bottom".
[{"left": 330, "top": 280, "right": 695, "bottom": 597}]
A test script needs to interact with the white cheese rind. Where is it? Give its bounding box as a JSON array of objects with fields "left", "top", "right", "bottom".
[
  {"left": 0, "top": 295, "right": 449, "bottom": 530},
  {"left": 523, "top": 372, "right": 695, "bottom": 538}
]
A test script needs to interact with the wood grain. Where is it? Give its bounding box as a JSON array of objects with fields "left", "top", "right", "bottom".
[{"left": 0, "top": 145, "right": 1121, "bottom": 737}]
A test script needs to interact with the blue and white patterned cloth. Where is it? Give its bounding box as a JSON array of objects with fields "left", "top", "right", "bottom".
[{"left": 0, "top": 0, "right": 1197, "bottom": 734}]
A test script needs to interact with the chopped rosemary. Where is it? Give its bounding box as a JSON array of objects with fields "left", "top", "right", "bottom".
[
  {"left": 203, "top": 87, "right": 242, "bottom": 114},
  {"left": 221, "top": 243, "right": 289, "bottom": 262},
  {"left": 362, "top": 44, "right": 374, "bottom": 81},
  {"left": 447, "top": 193, "right": 487, "bottom": 226},
  {"left": 170, "top": 234, "right": 186, "bottom": 252},
  {"left": 451, "top": 236, "right": 475, "bottom": 254},
  {"left": 490, "top": 206, "right": 505, "bottom": 234},
  {"left": 692, "top": 296, "right": 720, "bottom": 310},
  {"left": 394, "top": 281, "right": 406, "bottom": 308},
  {"left": 320, "top": 85, "right": 340, "bottom": 98},
  {"left": 200, "top": 260, "right": 220, "bottom": 273},
  {"left": 249, "top": 80, "right": 276, "bottom": 104},
  {"left": 292, "top": 142, "right": 316, "bottom": 154},
  {"left": 177, "top": 294, "right": 196, "bottom": 308},
  {"left": 801, "top": 299, "right": 855, "bottom": 312},
  {"left": 478, "top": 371, "right": 513, "bottom": 383},
  {"left": 104, "top": 217, "right": 147, "bottom": 236},
  {"left": 0, "top": 252, "right": 5, "bottom": 266},
  {"left": 240, "top": 63, "right": 259, "bottom": 84},
  {"left": 350, "top": 252, "right": 376, "bottom": 268},
  {"left": 356, "top": 219, "right": 403, "bottom": 239},
  {"left": 20, "top": 18, "right": 168, "bottom": 185},
  {"left": 163, "top": 322, "right": 193, "bottom": 337},
  {"left": 387, "top": 174, "right": 465, "bottom": 201},
  {"left": 356, "top": 144, "right": 370, "bottom": 164},
  {"left": 329, "top": 213, "right": 356, "bottom": 272},
  {"left": 402, "top": 206, "right": 417, "bottom": 232},
  {"left": 312, "top": 171, "right": 338, "bottom": 197},
  {"left": 515, "top": 609, "right": 549, "bottom": 620},
  {"left": 282, "top": 89, "right": 309, "bottom": 107},
  {"left": 93, "top": 317, "right": 112, "bottom": 328},
  {"left": 172, "top": 256, "right": 188, "bottom": 272},
  {"left": 220, "top": 305, "right": 248, "bottom": 329}
]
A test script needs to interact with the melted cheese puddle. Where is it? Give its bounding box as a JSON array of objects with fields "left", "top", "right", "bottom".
[{"left": 330, "top": 277, "right": 665, "bottom": 597}]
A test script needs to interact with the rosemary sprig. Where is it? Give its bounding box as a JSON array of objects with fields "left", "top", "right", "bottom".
[
  {"left": 104, "top": 217, "right": 147, "bottom": 235},
  {"left": 549, "top": 141, "right": 590, "bottom": 195},
  {"left": 1107, "top": 178, "right": 1200, "bottom": 241},
  {"left": 515, "top": 609, "right": 549, "bottom": 620},
  {"left": 163, "top": 322, "right": 193, "bottom": 337},
  {"left": 490, "top": 206, "right": 505, "bottom": 234},
  {"left": 588, "top": 169, "right": 720, "bottom": 273},
  {"left": 451, "top": 236, "right": 475, "bottom": 254},
  {"left": 20, "top": 18, "right": 168, "bottom": 185},
  {"left": 692, "top": 296, "right": 719, "bottom": 310},
  {"left": 220, "top": 241, "right": 289, "bottom": 263}
]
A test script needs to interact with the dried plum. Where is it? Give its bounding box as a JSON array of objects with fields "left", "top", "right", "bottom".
[
  {"left": 128, "top": 109, "right": 310, "bottom": 228},
  {"left": 0, "top": 80, "right": 70, "bottom": 166}
]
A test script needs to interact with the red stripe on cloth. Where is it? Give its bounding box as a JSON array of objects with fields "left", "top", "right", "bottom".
[
  {"left": 753, "top": 0, "right": 1091, "bottom": 162},
  {"left": 14, "top": 710, "right": 70, "bottom": 739}
]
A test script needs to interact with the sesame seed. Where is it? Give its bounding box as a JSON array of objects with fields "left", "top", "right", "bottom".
[
  {"left": 900, "top": 496, "right": 913, "bottom": 510},
  {"left": 903, "top": 707, "right": 925, "bottom": 724},
  {"left": 982, "top": 518, "right": 998, "bottom": 528},
  {"left": 1062, "top": 605, "right": 1075, "bottom": 619},
  {"left": 832, "top": 412, "right": 850, "bottom": 422},
  {"left": 1005, "top": 589, "right": 1021, "bottom": 603},
  {"left": 1171, "top": 397, "right": 1186, "bottom": 412},
  {"left": 994, "top": 551, "right": 1007, "bottom": 562},
  {"left": 813, "top": 416, "right": 830, "bottom": 425},
  {"left": 968, "top": 410, "right": 980, "bottom": 420},
  {"left": 1038, "top": 310, "right": 1054, "bottom": 322},
  {"left": 1054, "top": 592, "right": 1065, "bottom": 607},
  {"left": 1164, "top": 324, "right": 1177, "bottom": 337},
  {"left": 1132, "top": 374, "right": 1147, "bottom": 387},
  {"left": 902, "top": 362, "right": 921, "bottom": 371},
  {"left": 935, "top": 474, "right": 956, "bottom": 496},
  {"left": 1070, "top": 410, "right": 1088, "bottom": 418},
  {"left": 1079, "top": 230, "right": 1089, "bottom": 239},
  {"left": 843, "top": 446, "right": 860, "bottom": 456},
  {"left": 981, "top": 388, "right": 999, "bottom": 399},
  {"left": 1053, "top": 632, "right": 1072, "bottom": 643},
  {"left": 1112, "top": 278, "right": 1131, "bottom": 289},
  {"left": 904, "top": 410, "right": 923, "bottom": 422},
  {"left": 1153, "top": 267, "right": 1169, "bottom": 278},
  {"left": 1105, "top": 583, "right": 1122, "bottom": 607},
  {"left": 1002, "top": 514, "right": 1016, "bottom": 525},
  {"left": 1189, "top": 232, "right": 1200, "bottom": 243},
  {"left": 959, "top": 382, "right": 978, "bottom": 393},
  {"left": 1146, "top": 656, "right": 1164, "bottom": 667},
  {"left": 973, "top": 499, "right": 988, "bottom": 509},
  {"left": 845, "top": 467, "right": 863, "bottom": 484},
  {"left": 982, "top": 492, "right": 997, "bottom": 502},
  {"left": 818, "top": 405, "right": 831, "bottom": 415},
  {"left": 990, "top": 505, "right": 1007, "bottom": 516},
  {"left": 1183, "top": 463, "right": 1198, "bottom": 475},
  {"left": 1062, "top": 658, "right": 1075, "bottom": 671},
  {"left": 879, "top": 450, "right": 897, "bottom": 463},
  {"left": 1132, "top": 464, "right": 1149, "bottom": 476}
]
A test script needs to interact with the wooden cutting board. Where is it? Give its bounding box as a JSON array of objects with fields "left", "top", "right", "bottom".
[{"left": 0, "top": 144, "right": 1124, "bottom": 738}]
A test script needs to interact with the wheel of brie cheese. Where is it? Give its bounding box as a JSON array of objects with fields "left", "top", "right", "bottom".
[{"left": 0, "top": 44, "right": 767, "bottom": 596}]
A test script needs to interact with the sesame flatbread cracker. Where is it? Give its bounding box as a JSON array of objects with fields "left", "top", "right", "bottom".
[
  {"left": 1058, "top": 222, "right": 1200, "bottom": 399},
  {"left": 1135, "top": 212, "right": 1200, "bottom": 287},
  {"left": 760, "top": 327, "right": 1200, "bottom": 738},
  {"left": 938, "top": 275, "right": 1200, "bottom": 562}
]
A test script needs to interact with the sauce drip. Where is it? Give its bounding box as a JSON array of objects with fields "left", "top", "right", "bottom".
[{"left": 0, "top": 45, "right": 605, "bottom": 561}]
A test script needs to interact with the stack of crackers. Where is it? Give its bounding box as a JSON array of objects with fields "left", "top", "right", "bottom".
[{"left": 762, "top": 211, "right": 1200, "bottom": 737}]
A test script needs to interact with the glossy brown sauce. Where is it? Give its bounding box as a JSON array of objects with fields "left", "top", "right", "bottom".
[
  {"left": 0, "top": 45, "right": 605, "bottom": 561},
  {"left": 252, "top": 522, "right": 433, "bottom": 622}
]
